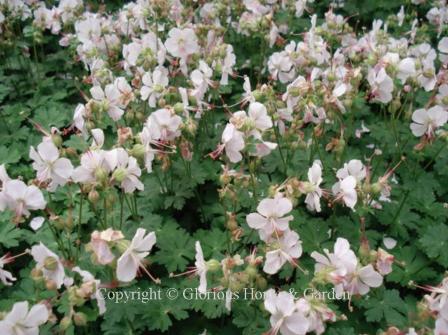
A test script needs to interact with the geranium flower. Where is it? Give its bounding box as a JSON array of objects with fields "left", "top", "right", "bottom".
[
  {"left": 30, "top": 140, "right": 73, "bottom": 191},
  {"left": 116, "top": 228, "right": 157, "bottom": 282},
  {"left": 89, "top": 229, "right": 124, "bottom": 265},
  {"left": 264, "top": 229, "right": 303, "bottom": 274},
  {"left": 344, "top": 264, "right": 383, "bottom": 295},
  {"left": 221, "top": 123, "right": 245, "bottom": 163},
  {"left": 303, "top": 160, "right": 323, "bottom": 212},
  {"left": 264, "top": 289, "right": 310, "bottom": 335},
  {"left": 311, "top": 238, "right": 358, "bottom": 286},
  {"left": 145, "top": 108, "right": 183, "bottom": 142},
  {"left": 332, "top": 176, "right": 358, "bottom": 210},
  {"left": 0, "top": 254, "right": 17, "bottom": 286},
  {"left": 141, "top": 67, "right": 169, "bottom": 108},
  {"left": 367, "top": 67, "right": 393, "bottom": 103},
  {"left": 90, "top": 81, "right": 126, "bottom": 121},
  {"left": 31, "top": 243, "right": 65, "bottom": 289},
  {"left": 0, "top": 301, "right": 49, "bottom": 335},
  {"left": 72, "top": 150, "right": 109, "bottom": 184},
  {"left": 105, "top": 148, "right": 144, "bottom": 193},
  {"left": 0, "top": 180, "right": 46, "bottom": 219},
  {"left": 336, "top": 160, "right": 366, "bottom": 182},
  {"left": 246, "top": 196, "right": 293, "bottom": 238},
  {"left": 165, "top": 28, "right": 199, "bottom": 59},
  {"left": 72, "top": 266, "right": 106, "bottom": 315},
  {"left": 195, "top": 241, "right": 207, "bottom": 293},
  {"left": 410, "top": 105, "right": 448, "bottom": 138}
]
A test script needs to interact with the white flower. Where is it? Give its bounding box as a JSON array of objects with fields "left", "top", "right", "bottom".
[
  {"left": 30, "top": 141, "right": 73, "bottom": 191},
  {"left": 73, "top": 103, "right": 87, "bottom": 135},
  {"left": 114, "top": 77, "right": 134, "bottom": 107},
  {"left": 242, "top": 75, "right": 255, "bottom": 104},
  {"left": 90, "top": 82, "right": 125, "bottom": 121},
  {"left": 31, "top": 243, "right": 65, "bottom": 288},
  {"left": 247, "top": 102, "right": 273, "bottom": 133},
  {"left": 439, "top": 37, "right": 448, "bottom": 63},
  {"left": 397, "top": 58, "right": 416, "bottom": 83},
  {"left": 246, "top": 196, "right": 293, "bottom": 238},
  {"left": 311, "top": 237, "right": 357, "bottom": 285},
  {"left": 264, "top": 289, "right": 310, "bottom": 335},
  {"left": 417, "top": 58, "right": 437, "bottom": 92},
  {"left": 264, "top": 229, "right": 302, "bottom": 275},
  {"left": 89, "top": 229, "right": 124, "bottom": 265},
  {"left": 0, "top": 301, "right": 48, "bottom": 335},
  {"left": 304, "top": 160, "right": 323, "bottom": 213},
  {"left": 221, "top": 123, "right": 245, "bottom": 163},
  {"left": 72, "top": 266, "right": 106, "bottom": 315},
  {"left": 72, "top": 150, "right": 108, "bottom": 184},
  {"left": 436, "top": 84, "right": 448, "bottom": 107},
  {"left": 141, "top": 67, "right": 169, "bottom": 108},
  {"left": 0, "top": 180, "right": 46, "bottom": 219},
  {"left": 145, "top": 108, "right": 183, "bottom": 141},
  {"left": 195, "top": 241, "right": 207, "bottom": 293},
  {"left": 336, "top": 160, "right": 366, "bottom": 182},
  {"left": 367, "top": 67, "right": 393, "bottom": 103},
  {"left": 311, "top": 238, "right": 383, "bottom": 296},
  {"left": 139, "top": 127, "right": 157, "bottom": 173},
  {"left": 268, "top": 52, "right": 295, "bottom": 83},
  {"left": 123, "top": 32, "right": 165, "bottom": 68},
  {"left": 220, "top": 45, "right": 236, "bottom": 85},
  {"left": 332, "top": 176, "right": 357, "bottom": 210},
  {"left": 0, "top": 254, "right": 16, "bottom": 286},
  {"left": 410, "top": 106, "right": 448, "bottom": 138},
  {"left": 165, "top": 28, "right": 199, "bottom": 59},
  {"left": 191, "top": 60, "right": 213, "bottom": 101},
  {"left": 117, "top": 228, "right": 156, "bottom": 282},
  {"left": 105, "top": 148, "right": 143, "bottom": 193},
  {"left": 376, "top": 248, "right": 394, "bottom": 275},
  {"left": 344, "top": 264, "right": 383, "bottom": 295}
]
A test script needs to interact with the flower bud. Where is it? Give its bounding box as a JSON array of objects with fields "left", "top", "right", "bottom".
[
  {"left": 244, "top": 265, "right": 258, "bottom": 278},
  {"left": 206, "top": 259, "right": 221, "bottom": 272},
  {"left": 174, "top": 102, "right": 185, "bottom": 114},
  {"left": 44, "top": 256, "right": 58, "bottom": 271},
  {"left": 73, "top": 312, "right": 87, "bottom": 326},
  {"left": 116, "top": 240, "right": 131, "bottom": 253},
  {"left": 51, "top": 134, "right": 63, "bottom": 147},
  {"left": 46, "top": 279, "right": 58, "bottom": 291},
  {"left": 88, "top": 189, "right": 100, "bottom": 204},
  {"left": 130, "top": 144, "right": 146, "bottom": 159},
  {"left": 60, "top": 316, "right": 72, "bottom": 331},
  {"left": 94, "top": 167, "right": 108, "bottom": 184},
  {"left": 112, "top": 168, "right": 127, "bottom": 183},
  {"left": 252, "top": 90, "right": 265, "bottom": 102},
  {"left": 31, "top": 267, "right": 43, "bottom": 280},
  {"left": 255, "top": 275, "right": 267, "bottom": 290},
  {"left": 371, "top": 182, "right": 382, "bottom": 194}
]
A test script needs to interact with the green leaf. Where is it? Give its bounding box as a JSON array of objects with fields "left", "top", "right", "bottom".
[
  {"left": 0, "top": 218, "right": 23, "bottom": 247},
  {"left": 360, "top": 289, "right": 408, "bottom": 327},
  {"left": 420, "top": 224, "right": 448, "bottom": 267},
  {"left": 153, "top": 221, "right": 195, "bottom": 272}
]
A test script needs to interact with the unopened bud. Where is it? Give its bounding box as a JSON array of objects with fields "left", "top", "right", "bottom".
[
  {"left": 88, "top": 189, "right": 99, "bottom": 204},
  {"left": 112, "top": 168, "right": 127, "bottom": 183},
  {"left": 44, "top": 256, "right": 58, "bottom": 271},
  {"left": 60, "top": 316, "right": 72, "bottom": 330},
  {"left": 206, "top": 259, "right": 220, "bottom": 272},
  {"left": 73, "top": 312, "right": 87, "bottom": 326}
]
